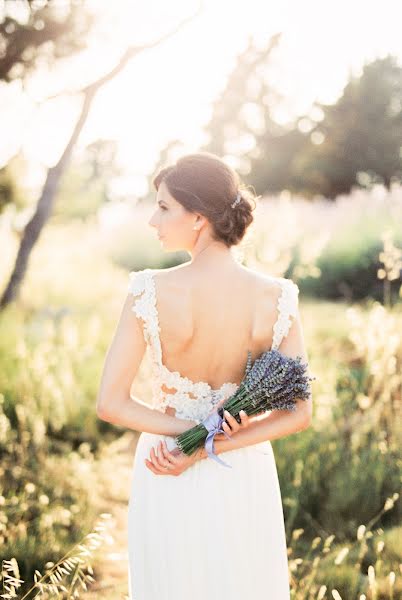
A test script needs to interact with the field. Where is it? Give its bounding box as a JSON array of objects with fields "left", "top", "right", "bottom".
[{"left": 1, "top": 186, "right": 401, "bottom": 599}]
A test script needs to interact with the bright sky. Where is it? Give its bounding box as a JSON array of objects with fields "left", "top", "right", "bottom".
[{"left": 1, "top": 0, "right": 402, "bottom": 196}]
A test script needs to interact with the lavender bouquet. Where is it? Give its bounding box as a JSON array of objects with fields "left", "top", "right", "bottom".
[{"left": 174, "top": 348, "right": 315, "bottom": 468}]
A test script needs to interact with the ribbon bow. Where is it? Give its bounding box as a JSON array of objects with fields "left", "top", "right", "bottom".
[{"left": 201, "top": 411, "right": 233, "bottom": 468}]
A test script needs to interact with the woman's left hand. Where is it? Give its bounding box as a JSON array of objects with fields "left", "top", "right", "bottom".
[{"left": 144, "top": 440, "right": 201, "bottom": 476}]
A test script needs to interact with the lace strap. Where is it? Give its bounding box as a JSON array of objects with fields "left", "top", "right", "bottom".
[
  {"left": 127, "top": 269, "right": 163, "bottom": 367},
  {"left": 271, "top": 278, "right": 299, "bottom": 351}
]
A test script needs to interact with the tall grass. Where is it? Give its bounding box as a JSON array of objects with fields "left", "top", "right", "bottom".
[{"left": 1, "top": 513, "right": 113, "bottom": 599}]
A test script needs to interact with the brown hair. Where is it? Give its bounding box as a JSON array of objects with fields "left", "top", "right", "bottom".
[{"left": 152, "top": 152, "right": 257, "bottom": 247}]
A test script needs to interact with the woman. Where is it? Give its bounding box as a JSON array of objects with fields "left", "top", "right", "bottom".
[{"left": 96, "top": 152, "right": 313, "bottom": 600}]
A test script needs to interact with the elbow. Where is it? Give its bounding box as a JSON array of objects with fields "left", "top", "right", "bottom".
[
  {"left": 299, "top": 406, "right": 313, "bottom": 430},
  {"left": 96, "top": 394, "right": 115, "bottom": 422},
  {"left": 296, "top": 398, "right": 313, "bottom": 430},
  {"left": 287, "top": 393, "right": 313, "bottom": 431},
  {"left": 96, "top": 404, "right": 111, "bottom": 422},
  {"left": 96, "top": 390, "right": 128, "bottom": 422}
]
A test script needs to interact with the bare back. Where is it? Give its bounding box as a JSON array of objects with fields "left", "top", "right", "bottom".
[
  {"left": 153, "top": 264, "right": 285, "bottom": 389},
  {"left": 127, "top": 262, "right": 299, "bottom": 422}
]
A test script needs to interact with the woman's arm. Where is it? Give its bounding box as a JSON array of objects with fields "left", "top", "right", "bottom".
[
  {"left": 98, "top": 393, "right": 197, "bottom": 436},
  {"left": 96, "top": 292, "right": 197, "bottom": 436},
  {"left": 197, "top": 305, "right": 314, "bottom": 460},
  {"left": 197, "top": 408, "right": 311, "bottom": 459}
]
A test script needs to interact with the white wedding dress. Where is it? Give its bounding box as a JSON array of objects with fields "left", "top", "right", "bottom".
[{"left": 126, "top": 268, "right": 299, "bottom": 600}]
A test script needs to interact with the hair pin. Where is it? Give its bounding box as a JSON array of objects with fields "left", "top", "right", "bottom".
[{"left": 231, "top": 191, "right": 241, "bottom": 208}]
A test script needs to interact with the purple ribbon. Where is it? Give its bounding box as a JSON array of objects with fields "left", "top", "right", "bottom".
[{"left": 201, "top": 411, "right": 233, "bottom": 468}]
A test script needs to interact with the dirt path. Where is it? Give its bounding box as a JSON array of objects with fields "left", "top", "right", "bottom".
[{"left": 85, "top": 431, "right": 140, "bottom": 600}]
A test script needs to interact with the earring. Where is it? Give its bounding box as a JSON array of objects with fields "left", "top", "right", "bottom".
[{"left": 192, "top": 225, "right": 199, "bottom": 230}]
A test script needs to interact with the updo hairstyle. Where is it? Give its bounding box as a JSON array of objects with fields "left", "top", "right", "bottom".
[{"left": 152, "top": 152, "right": 257, "bottom": 247}]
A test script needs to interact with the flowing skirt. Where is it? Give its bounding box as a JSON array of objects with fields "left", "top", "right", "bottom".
[{"left": 127, "top": 431, "right": 291, "bottom": 600}]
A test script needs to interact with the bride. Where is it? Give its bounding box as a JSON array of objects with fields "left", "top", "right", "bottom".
[{"left": 96, "top": 152, "right": 313, "bottom": 600}]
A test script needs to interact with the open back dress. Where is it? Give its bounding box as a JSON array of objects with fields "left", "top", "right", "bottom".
[{"left": 126, "top": 267, "right": 299, "bottom": 600}]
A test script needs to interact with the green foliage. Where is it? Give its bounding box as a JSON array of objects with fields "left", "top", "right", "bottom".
[
  {"left": 302, "top": 55, "right": 402, "bottom": 199},
  {"left": 282, "top": 55, "right": 402, "bottom": 199},
  {"left": 0, "top": 306, "right": 108, "bottom": 590},
  {"left": 299, "top": 217, "right": 402, "bottom": 301}
]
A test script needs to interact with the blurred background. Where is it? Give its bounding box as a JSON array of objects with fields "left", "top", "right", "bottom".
[{"left": 0, "top": 0, "right": 401, "bottom": 598}]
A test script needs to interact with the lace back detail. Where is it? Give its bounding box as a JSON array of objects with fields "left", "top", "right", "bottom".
[{"left": 270, "top": 278, "right": 299, "bottom": 350}]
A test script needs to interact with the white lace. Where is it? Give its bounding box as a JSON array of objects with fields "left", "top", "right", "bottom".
[
  {"left": 128, "top": 268, "right": 298, "bottom": 424},
  {"left": 270, "top": 277, "right": 299, "bottom": 350}
]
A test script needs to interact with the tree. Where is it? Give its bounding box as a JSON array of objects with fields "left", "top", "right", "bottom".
[
  {"left": 200, "top": 40, "right": 402, "bottom": 200},
  {"left": 0, "top": 1, "right": 203, "bottom": 310},
  {"left": 297, "top": 55, "right": 402, "bottom": 198},
  {"left": 0, "top": 0, "right": 95, "bottom": 82}
]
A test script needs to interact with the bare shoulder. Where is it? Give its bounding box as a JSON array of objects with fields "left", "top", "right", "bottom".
[
  {"left": 240, "top": 265, "right": 298, "bottom": 296},
  {"left": 150, "top": 264, "right": 190, "bottom": 289},
  {"left": 240, "top": 268, "right": 300, "bottom": 321},
  {"left": 149, "top": 265, "right": 192, "bottom": 307}
]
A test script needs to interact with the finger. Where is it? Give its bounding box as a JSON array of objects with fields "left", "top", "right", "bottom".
[
  {"left": 161, "top": 440, "right": 180, "bottom": 465},
  {"left": 221, "top": 421, "right": 233, "bottom": 436},
  {"left": 159, "top": 444, "right": 180, "bottom": 476},
  {"left": 150, "top": 446, "right": 168, "bottom": 473},
  {"left": 239, "top": 410, "right": 250, "bottom": 427},
  {"left": 146, "top": 455, "right": 177, "bottom": 477},
  {"left": 224, "top": 410, "right": 240, "bottom": 433},
  {"left": 145, "top": 459, "right": 161, "bottom": 475},
  {"left": 160, "top": 441, "right": 181, "bottom": 470},
  {"left": 155, "top": 441, "right": 172, "bottom": 468}
]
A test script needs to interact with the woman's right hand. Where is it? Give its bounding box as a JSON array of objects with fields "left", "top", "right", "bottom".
[
  {"left": 212, "top": 407, "right": 251, "bottom": 441},
  {"left": 203, "top": 395, "right": 252, "bottom": 441}
]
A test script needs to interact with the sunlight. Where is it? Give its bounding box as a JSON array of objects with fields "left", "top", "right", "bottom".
[{"left": 1, "top": 0, "right": 402, "bottom": 196}]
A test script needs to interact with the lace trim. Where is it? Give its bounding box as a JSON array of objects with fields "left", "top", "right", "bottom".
[
  {"left": 271, "top": 278, "right": 299, "bottom": 350},
  {"left": 153, "top": 383, "right": 240, "bottom": 425}
]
